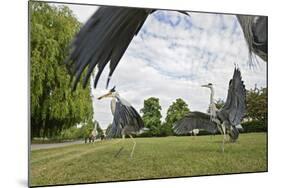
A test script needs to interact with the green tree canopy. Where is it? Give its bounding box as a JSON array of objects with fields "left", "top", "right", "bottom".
[
  {"left": 246, "top": 87, "right": 267, "bottom": 123},
  {"left": 79, "top": 121, "right": 94, "bottom": 138},
  {"left": 165, "top": 98, "right": 190, "bottom": 125},
  {"left": 164, "top": 98, "right": 190, "bottom": 136},
  {"left": 140, "top": 97, "right": 162, "bottom": 136},
  {"left": 30, "top": 2, "right": 94, "bottom": 138}
]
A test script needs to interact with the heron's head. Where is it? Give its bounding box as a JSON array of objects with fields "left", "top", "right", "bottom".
[
  {"left": 201, "top": 83, "right": 213, "bottom": 89},
  {"left": 97, "top": 86, "right": 117, "bottom": 100}
]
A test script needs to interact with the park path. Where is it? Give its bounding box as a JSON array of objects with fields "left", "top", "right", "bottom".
[{"left": 31, "top": 140, "right": 86, "bottom": 151}]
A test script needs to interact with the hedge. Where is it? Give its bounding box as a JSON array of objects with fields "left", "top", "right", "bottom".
[{"left": 241, "top": 120, "right": 267, "bottom": 133}]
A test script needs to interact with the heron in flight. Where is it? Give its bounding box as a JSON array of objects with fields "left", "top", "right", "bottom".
[
  {"left": 65, "top": 6, "right": 267, "bottom": 90},
  {"left": 66, "top": 7, "right": 188, "bottom": 90},
  {"left": 97, "top": 86, "right": 144, "bottom": 158},
  {"left": 173, "top": 67, "right": 246, "bottom": 152}
]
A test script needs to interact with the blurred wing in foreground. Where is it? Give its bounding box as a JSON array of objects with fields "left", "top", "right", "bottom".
[
  {"left": 237, "top": 15, "right": 268, "bottom": 62},
  {"left": 65, "top": 7, "right": 152, "bottom": 90}
]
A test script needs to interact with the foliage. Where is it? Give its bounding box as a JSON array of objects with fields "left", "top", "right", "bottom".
[
  {"left": 94, "top": 121, "right": 104, "bottom": 138},
  {"left": 79, "top": 121, "right": 94, "bottom": 138},
  {"left": 30, "top": 2, "right": 94, "bottom": 138},
  {"left": 58, "top": 126, "right": 81, "bottom": 140},
  {"left": 140, "top": 97, "right": 162, "bottom": 136},
  {"left": 163, "top": 98, "right": 190, "bottom": 136},
  {"left": 241, "top": 120, "right": 267, "bottom": 133},
  {"left": 246, "top": 87, "right": 267, "bottom": 123},
  {"left": 56, "top": 120, "right": 94, "bottom": 140}
]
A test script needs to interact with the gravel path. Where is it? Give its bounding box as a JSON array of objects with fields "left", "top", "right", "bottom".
[{"left": 31, "top": 140, "right": 86, "bottom": 151}]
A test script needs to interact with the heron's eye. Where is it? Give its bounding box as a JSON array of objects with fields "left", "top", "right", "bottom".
[{"left": 110, "top": 86, "right": 116, "bottom": 92}]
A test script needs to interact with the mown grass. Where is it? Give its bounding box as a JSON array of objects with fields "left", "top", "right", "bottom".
[{"left": 30, "top": 133, "right": 267, "bottom": 187}]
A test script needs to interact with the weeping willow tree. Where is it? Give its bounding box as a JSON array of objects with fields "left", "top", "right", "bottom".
[{"left": 30, "top": 2, "right": 94, "bottom": 138}]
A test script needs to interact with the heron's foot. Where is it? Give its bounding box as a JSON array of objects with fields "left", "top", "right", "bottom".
[{"left": 114, "top": 147, "right": 124, "bottom": 158}]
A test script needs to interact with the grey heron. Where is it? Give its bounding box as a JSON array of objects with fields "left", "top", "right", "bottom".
[
  {"left": 65, "top": 6, "right": 267, "bottom": 90},
  {"left": 97, "top": 86, "right": 144, "bottom": 157},
  {"left": 173, "top": 67, "right": 246, "bottom": 152},
  {"left": 65, "top": 6, "right": 188, "bottom": 90}
]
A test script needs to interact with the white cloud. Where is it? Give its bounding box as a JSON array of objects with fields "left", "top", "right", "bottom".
[{"left": 63, "top": 4, "right": 266, "bottom": 129}]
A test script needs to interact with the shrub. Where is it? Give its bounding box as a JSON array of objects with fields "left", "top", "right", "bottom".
[{"left": 241, "top": 120, "right": 267, "bottom": 133}]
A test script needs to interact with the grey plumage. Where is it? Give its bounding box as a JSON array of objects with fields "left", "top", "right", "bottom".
[
  {"left": 110, "top": 97, "right": 144, "bottom": 138},
  {"left": 65, "top": 7, "right": 151, "bottom": 90},
  {"left": 228, "top": 126, "right": 239, "bottom": 141},
  {"left": 217, "top": 67, "right": 246, "bottom": 127},
  {"left": 65, "top": 6, "right": 267, "bottom": 91},
  {"left": 98, "top": 86, "right": 144, "bottom": 157},
  {"left": 173, "top": 67, "right": 246, "bottom": 150},
  {"left": 173, "top": 111, "right": 218, "bottom": 135},
  {"left": 237, "top": 15, "right": 268, "bottom": 62},
  {"left": 216, "top": 67, "right": 246, "bottom": 142},
  {"left": 65, "top": 7, "right": 188, "bottom": 90}
]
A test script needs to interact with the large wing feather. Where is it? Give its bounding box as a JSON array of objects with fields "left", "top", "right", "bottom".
[
  {"left": 110, "top": 100, "right": 144, "bottom": 137},
  {"left": 218, "top": 68, "right": 246, "bottom": 126},
  {"left": 173, "top": 111, "right": 218, "bottom": 135},
  {"left": 65, "top": 7, "right": 151, "bottom": 90},
  {"left": 237, "top": 15, "right": 268, "bottom": 62}
]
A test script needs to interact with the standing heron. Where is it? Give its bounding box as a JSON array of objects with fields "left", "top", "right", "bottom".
[
  {"left": 97, "top": 86, "right": 144, "bottom": 158},
  {"left": 65, "top": 6, "right": 267, "bottom": 90},
  {"left": 173, "top": 67, "right": 246, "bottom": 152}
]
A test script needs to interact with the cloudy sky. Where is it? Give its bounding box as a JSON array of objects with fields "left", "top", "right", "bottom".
[{"left": 54, "top": 3, "right": 267, "bottom": 129}]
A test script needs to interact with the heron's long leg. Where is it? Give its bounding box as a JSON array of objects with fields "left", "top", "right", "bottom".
[
  {"left": 129, "top": 134, "right": 136, "bottom": 158},
  {"left": 114, "top": 134, "right": 125, "bottom": 158},
  {"left": 221, "top": 123, "right": 226, "bottom": 153}
]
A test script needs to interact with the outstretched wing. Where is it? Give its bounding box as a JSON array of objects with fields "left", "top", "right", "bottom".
[
  {"left": 237, "top": 15, "right": 268, "bottom": 62},
  {"left": 65, "top": 6, "right": 151, "bottom": 90},
  {"left": 218, "top": 68, "right": 246, "bottom": 126},
  {"left": 110, "top": 100, "right": 144, "bottom": 137},
  {"left": 173, "top": 111, "right": 218, "bottom": 135}
]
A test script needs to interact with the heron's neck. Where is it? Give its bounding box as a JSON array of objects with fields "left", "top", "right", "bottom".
[
  {"left": 113, "top": 92, "right": 120, "bottom": 100},
  {"left": 209, "top": 87, "right": 217, "bottom": 119},
  {"left": 210, "top": 87, "right": 215, "bottom": 105}
]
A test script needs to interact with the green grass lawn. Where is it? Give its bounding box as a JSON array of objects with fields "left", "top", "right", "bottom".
[{"left": 30, "top": 133, "right": 267, "bottom": 187}]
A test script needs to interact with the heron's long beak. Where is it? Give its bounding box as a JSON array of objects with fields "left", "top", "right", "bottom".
[
  {"left": 97, "top": 92, "right": 112, "bottom": 100},
  {"left": 201, "top": 84, "right": 209, "bottom": 88}
]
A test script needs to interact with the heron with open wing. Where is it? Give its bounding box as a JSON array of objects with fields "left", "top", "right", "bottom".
[
  {"left": 98, "top": 86, "right": 144, "bottom": 158},
  {"left": 173, "top": 67, "right": 246, "bottom": 152}
]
